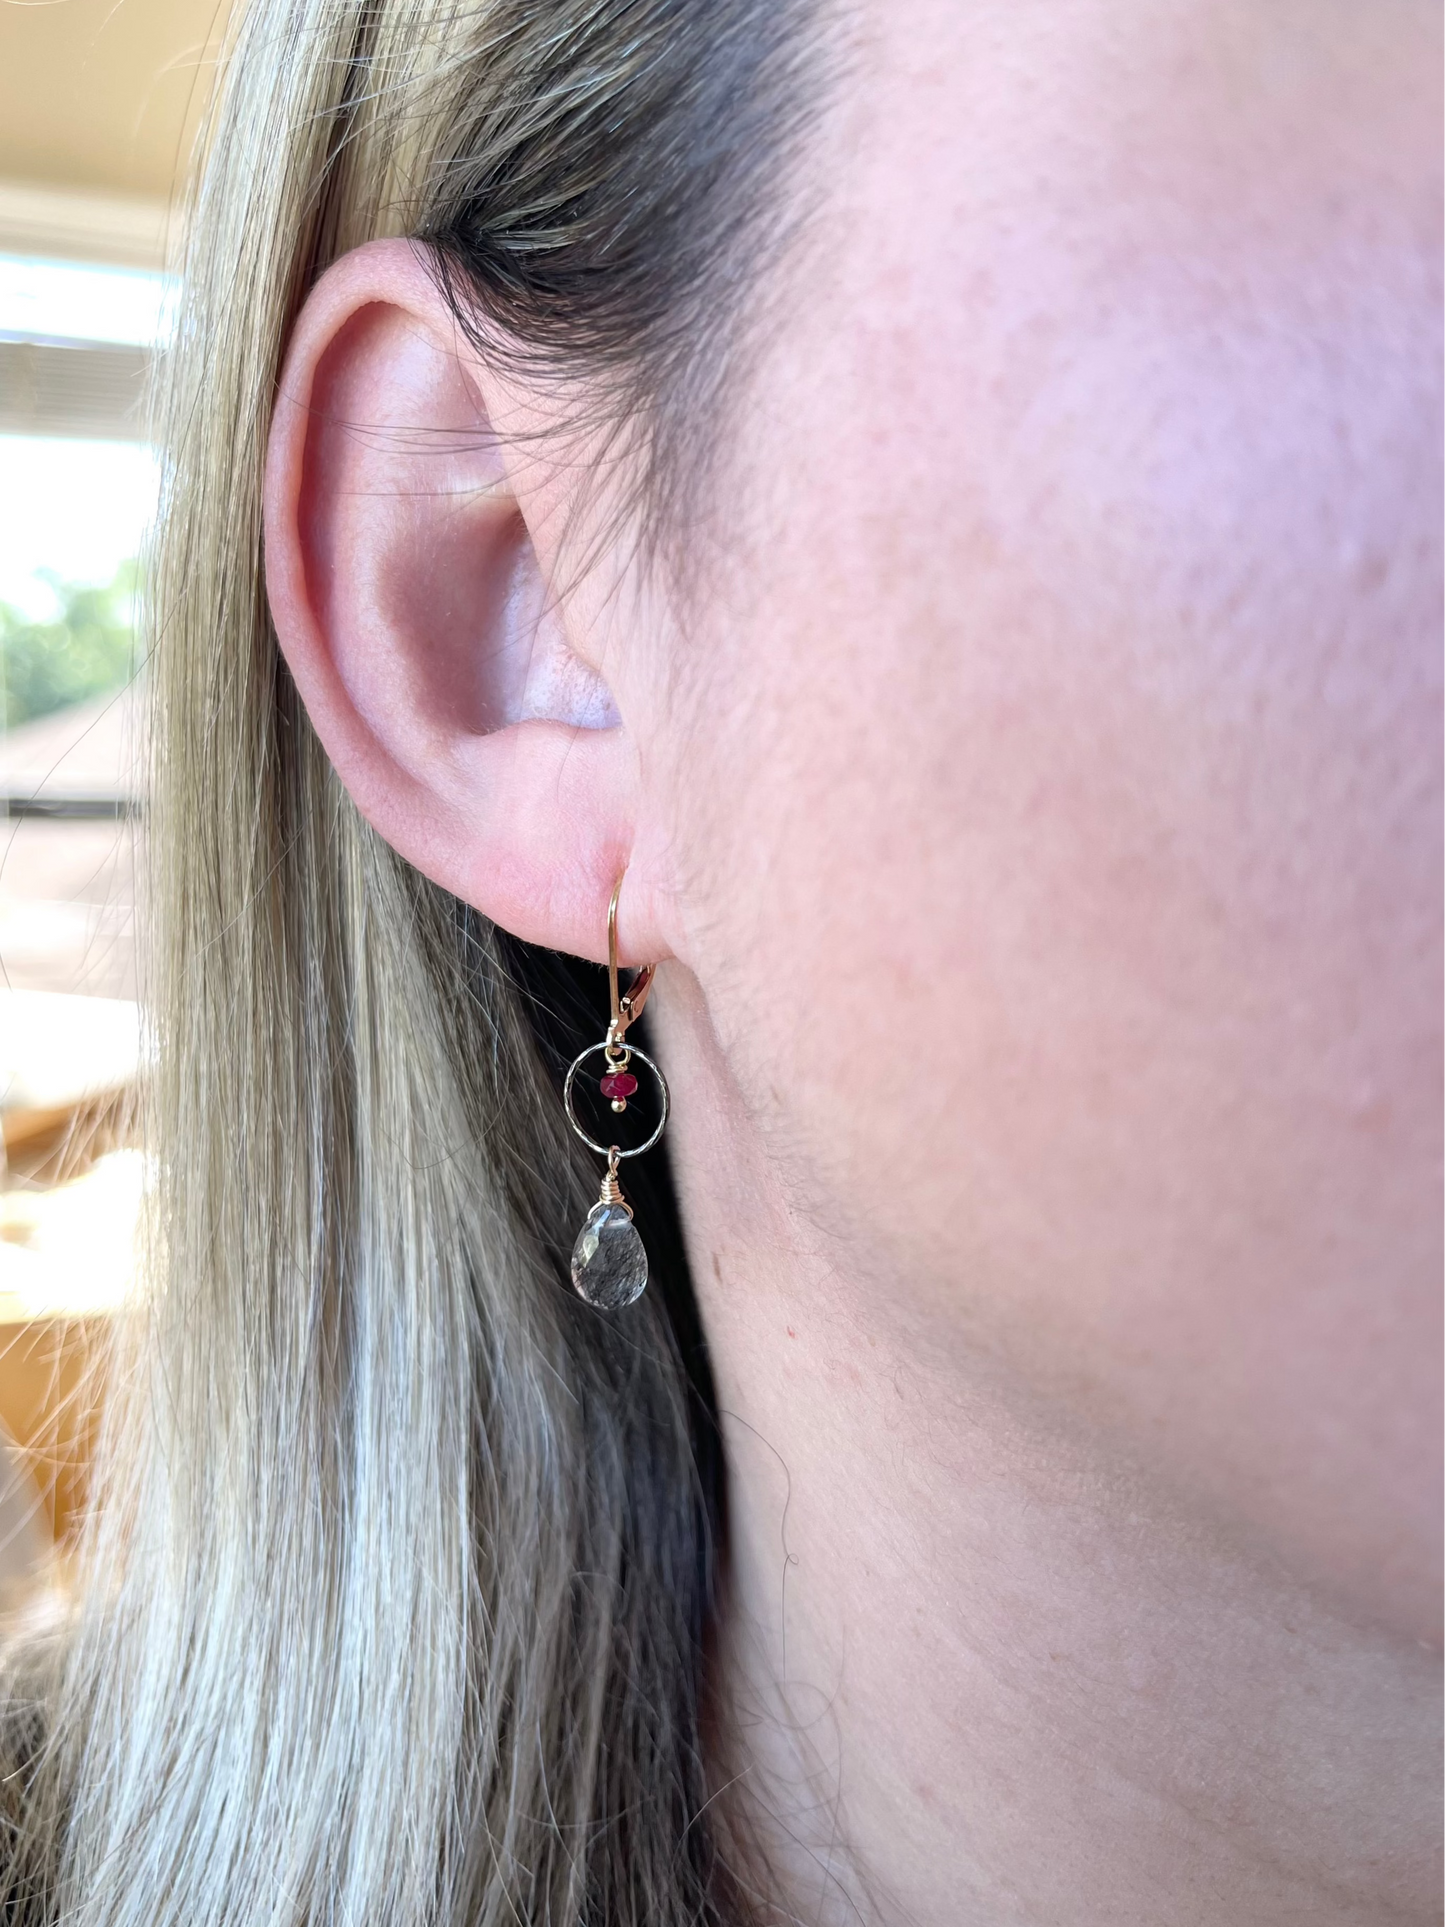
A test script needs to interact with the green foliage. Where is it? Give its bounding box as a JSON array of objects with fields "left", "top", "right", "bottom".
[{"left": 0, "top": 562, "right": 140, "bottom": 731}]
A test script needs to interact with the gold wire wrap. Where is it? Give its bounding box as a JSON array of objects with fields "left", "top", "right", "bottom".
[{"left": 599, "top": 1148, "right": 626, "bottom": 1207}]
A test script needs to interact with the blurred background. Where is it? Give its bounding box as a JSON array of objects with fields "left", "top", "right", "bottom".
[{"left": 0, "top": 0, "right": 227, "bottom": 1588}]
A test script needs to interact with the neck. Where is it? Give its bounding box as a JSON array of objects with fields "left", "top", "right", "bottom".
[{"left": 649, "top": 973, "right": 1439, "bottom": 1927}]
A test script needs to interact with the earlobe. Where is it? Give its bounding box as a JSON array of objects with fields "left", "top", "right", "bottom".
[{"left": 263, "top": 237, "right": 660, "bottom": 963}]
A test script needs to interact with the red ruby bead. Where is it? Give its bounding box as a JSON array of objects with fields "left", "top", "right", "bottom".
[{"left": 600, "top": 1071, "right": 638, "bottom": 1100}]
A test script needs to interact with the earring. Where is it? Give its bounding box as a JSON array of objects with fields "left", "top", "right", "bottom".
[{"left": 563, "top": 875, "right": 669, "bottom": 1309}]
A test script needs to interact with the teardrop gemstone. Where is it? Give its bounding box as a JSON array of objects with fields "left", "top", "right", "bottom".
[{"left": 570, "top": 1203, "right": 648, "bottom": 1309}]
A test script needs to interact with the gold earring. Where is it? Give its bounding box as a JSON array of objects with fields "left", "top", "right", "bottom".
[{"left": 563, "top": 874, "right": 669, "bottom": 1308}]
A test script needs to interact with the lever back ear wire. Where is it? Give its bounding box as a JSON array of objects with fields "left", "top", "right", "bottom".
[
  {"left": 563, "top": 873, "right": 669, "bottom": 1309},
  {"left": 607, "top": 873, "right": 655, "bottom": 1054}
]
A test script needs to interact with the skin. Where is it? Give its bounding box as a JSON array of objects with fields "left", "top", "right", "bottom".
[{"left": 264, "top": 0, "right": 1442, "bottom": 1920}]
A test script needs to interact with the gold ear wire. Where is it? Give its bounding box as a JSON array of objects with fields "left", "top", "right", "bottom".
[{"left": 607, "top": 872, "right": 655, "bottom": 1049}]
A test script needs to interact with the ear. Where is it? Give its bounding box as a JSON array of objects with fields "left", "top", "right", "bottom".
[{"left": 263, "top": 236, "right": 663, "bottom": 964}]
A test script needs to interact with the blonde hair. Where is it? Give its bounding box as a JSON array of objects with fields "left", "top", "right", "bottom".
[{"left": 0, "top": 0, "right": 821, "bottom": 1916}]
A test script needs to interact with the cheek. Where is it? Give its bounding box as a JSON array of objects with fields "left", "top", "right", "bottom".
[{"left": 666, "top": 0, "right": 1441, "bottom": 1637}]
